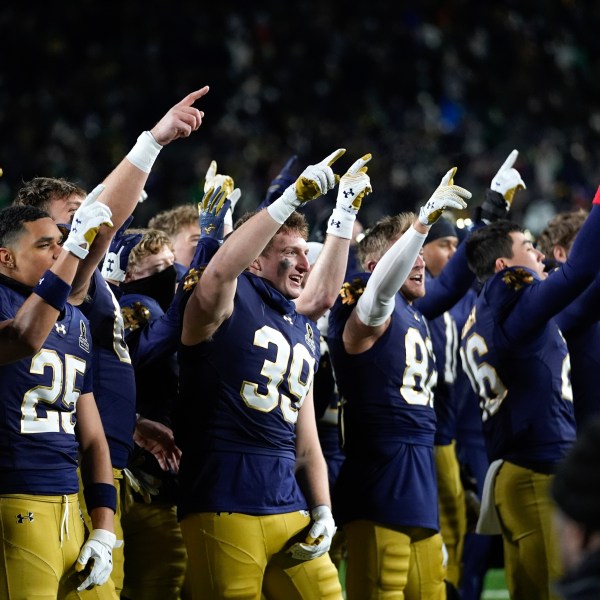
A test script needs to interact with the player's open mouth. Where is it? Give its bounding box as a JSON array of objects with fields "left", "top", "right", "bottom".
[{"left": 410, "top": 274, "right": 423, "bottom": 283}]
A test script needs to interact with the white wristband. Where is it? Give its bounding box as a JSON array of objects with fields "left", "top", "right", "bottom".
[
  {"left": 126, "top": 131, "right": 162, "bottom": 173},
  {"left": 326, "top": 207, "right": 355, "bottom": 239},
  {"left": 266, "top": 186, "right": 300, "bottom": 224},
  {"left": 63, "top": 239, "right": 89, "bottom": 260}
]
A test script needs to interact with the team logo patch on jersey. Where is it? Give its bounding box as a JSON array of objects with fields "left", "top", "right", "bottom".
[
  {"left": 340, "top": 278, "right": 365, "bottom": 306},
  {"left": 79, "top": 320, "right": 90, "bottom": 353},
  {"left": 501, "top": 267, "right": 534, "bottom": 291},
  {"left": 16, "top": 512, "right": 34, "bottom": 523},
  {"left": 182, "top": 266, "right": 206, "bottom": 292},
  {"left": 305, "top": 323, "right": 316, "bottom": 354},
  {"left": 121, "top": 302, "right": 152, "bottom": 332},
  {"left": 54, "top": 322, "right": 67, "bottom": 335}
]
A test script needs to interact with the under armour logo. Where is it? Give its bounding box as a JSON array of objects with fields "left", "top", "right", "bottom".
[
  {"left": 283, "top": 315, "right": 293, "bottom": 324},
  {"left": 343, "top": 189, "right": 355, "bottom": 199},
  {"left": 72, "top": 217, "right": 82, "bottom": 232},
  {"left": 329, "top": 218, "right": 341, "bottom": 229},
  {"left": 16, "top": 512, "right": 34, "bottom": 523},
  {"left": 105, "top": 257, "right": 115, "bottom": 273},
  {"left": 54, "top": 323, "right": 67, "bottom": 335},
  {"left": 38, "top": 276, "right": 45, "bottom": 285}
]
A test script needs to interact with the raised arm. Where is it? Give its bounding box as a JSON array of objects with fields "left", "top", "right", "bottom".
[
  {"left": 0, "top": 190, "right": 112, "bottom": 364},
  {"left": 182, "top": 149, "right": 345, "bottom": 346},
  {"left": 72, "top": 86, "right": 210, "bottom": 297},
  {"left": 296, "top": 154, "right": 372, "bottom": 321},
  {"left": 344, "top": 168, "right": 471, "bottom": 354},
  {"left": 418, "top": 149, "right": 527, "bottom": 319}
]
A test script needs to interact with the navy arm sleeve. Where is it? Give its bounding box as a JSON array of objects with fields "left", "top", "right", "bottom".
[{"left": 503, "top": 204, "right": 600, "bottom": 340}]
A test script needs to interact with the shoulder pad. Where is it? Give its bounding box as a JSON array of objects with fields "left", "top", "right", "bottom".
[
  {"left": 182, "top": 266, "right": 207, "bottom": 293},
  {"left": 121, "top": 302, "right": 152, "bottom": 332},
  {"left": 339, "top": 277, "right": 367, "bottom": 307},
  {"left": 500, "top": 267, "right": 535, "bottom": 291}
]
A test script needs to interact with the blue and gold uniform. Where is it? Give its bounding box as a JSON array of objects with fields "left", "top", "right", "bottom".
[
  {"left": 329, "top": 272, "right": 445, "bottom": 599},
  {"left": 460, "top": 264, "right": 582, "bottom": 600},
  {"left": 177, "top": 271, "right": 342, "bottom": 599},
  {"left": 0, "top": 275, "right": 94, "bottom": 598}
]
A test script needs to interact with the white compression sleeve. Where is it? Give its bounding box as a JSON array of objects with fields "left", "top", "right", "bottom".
[{"left": 355, "top": 225, "right": 427, "bottom": 326}]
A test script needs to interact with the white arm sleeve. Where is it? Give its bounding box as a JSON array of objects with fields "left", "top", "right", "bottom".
[{"left": 355, "top": 225, "right": 427, "bottom": 326}]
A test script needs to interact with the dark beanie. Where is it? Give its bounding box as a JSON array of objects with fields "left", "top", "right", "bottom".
[
  {"left": 425, "top": 217, "right": 458, "bottom": 245},
  {"left": 551, "top": 417, "right": 600, "bottom": 530}
]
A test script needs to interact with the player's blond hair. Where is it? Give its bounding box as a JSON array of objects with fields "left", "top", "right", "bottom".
[
  {"left": 148, "top": 204, "right": 198, "bottom": 238},
  {"left": 356, "top": 213, "right": 416, "bottom": 270},
  {"left": 126, "top": 228, "right": 174, "bottom": 274}
]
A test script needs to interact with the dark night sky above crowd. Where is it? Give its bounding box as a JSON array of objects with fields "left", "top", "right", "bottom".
[{"left": 1, "top": 1, "right": 599, "bottom": 236}]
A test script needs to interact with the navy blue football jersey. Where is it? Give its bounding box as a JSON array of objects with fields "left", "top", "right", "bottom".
[
  {"left": 0, "top": 280, "right": 93, "bottom": 494},
  {"left": 555, "top": 277, "right": 600, "bottom": 429},
  {"left": 328, "top": 272, "right": 439, "bottom": 530},
  {"left": 177, "top": 272, "right": 321, "bottom": 518},
  {"left": 460, "top": 266, "right": 576, "bottom": 467},
  {"left": 78, "top": 270, "right": 136, "bottom": 469}
]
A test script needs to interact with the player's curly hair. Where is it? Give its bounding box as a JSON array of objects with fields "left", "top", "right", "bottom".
[
  {"left": 356, "top": 212, "right": 415, "bottom": 270},
  {"left": 125, "top": 228, "right": 174, "bottom": 275},
  {"left": 148, "top": 204, "right": 199, "bottom": 238},
  {"left": 13, "top": 177, "right": 86, "bottom": 212},
  {"left": 536, "top": 209, "right": 588, "bottom": 257}
]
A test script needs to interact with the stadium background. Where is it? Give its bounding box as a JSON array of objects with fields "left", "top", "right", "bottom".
[{"left": 1, "top": 1, "right": 599, "bottom": 235}]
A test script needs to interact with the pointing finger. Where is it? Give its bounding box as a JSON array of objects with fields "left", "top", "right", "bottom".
[{"left": 318, "top": 148, "right": 346, "bottom": 167}]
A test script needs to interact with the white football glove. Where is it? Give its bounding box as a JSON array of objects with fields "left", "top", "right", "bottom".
[
  {"left": 418, "top": 168, "right": 471, "bottom": 226},
  {"left": 490, "top": 149, "right": 526, "bottom": 205},
  {"left": 75, "top": 528, "right": 116, "bottom": 591},
  {"left": 287, "top": 505, "right": 336, "bottom": 561},
  {"left": 268, "top": 149, "right": 346, "bottom": 224},
  {"left": 63, "top": 185, "right": 113, "bottom": 259},
  {"left": 293, "top": 149, "right": 345, "bottom": 202},
  {"left": 327, "top": 154, "right": 372, "bottom": 239}
]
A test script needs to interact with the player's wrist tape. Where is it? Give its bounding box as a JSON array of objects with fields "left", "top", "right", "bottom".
[
  {"left": 126, "top": 131, "right": 162, "bottom": 173},
  {"left": 326, "top": 207, "right": 356, "bottom": 239},
  {"left": 33, "top": 270, "right": 72, "bottom": 311},
  {"left": 84, "top": 482, "right": 117, "bottom": 513},
  {"left": 63, "top": 238, "right": 90, "bottom": 260},
  {"left": 594, "top": 185, "right": 600, "bottom": 205},
  {"left": 266, "top": 187, "right": 300, "bottom": 224}
]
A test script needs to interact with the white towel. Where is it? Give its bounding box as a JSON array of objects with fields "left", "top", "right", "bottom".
[{"left": 476, "top": 459, "right": 504, "bottom": 535}]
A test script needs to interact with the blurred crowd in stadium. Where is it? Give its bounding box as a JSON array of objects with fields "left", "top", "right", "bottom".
[{"left": 1, "top": 1, "right": 599, "bottom": 233}]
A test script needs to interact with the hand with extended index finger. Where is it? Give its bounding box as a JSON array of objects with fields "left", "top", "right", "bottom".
[
  {"left": 418, "top": 167, "right": 472, "bottom": 226},
  {"left": 150, "top": 86, "right": 210, "bottom": 146},
  {"left": 325, "top": 152, "right": 373, "bottom": 239},
  {"left": 294, "top": 148, "right": 346, "bottom": 202},
  {"left": 490, "top": 149, "right": 526, "bottom": 204},
  {"left": 338, "top": 153, "right": 373, "bottom": 213}
]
